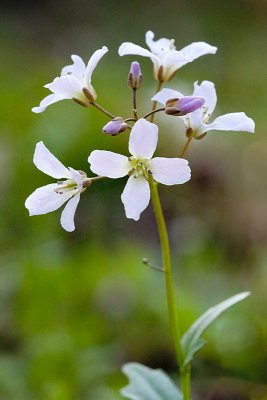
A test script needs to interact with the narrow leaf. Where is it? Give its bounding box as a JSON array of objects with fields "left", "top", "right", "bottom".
[
  {"left": 183, "top": 338, "right": 206, "bottom": 366},
  {"left": 120, "top": 362, "right": 182, "bottom": 400},
  {"left": 181, "top": 291, "right": 250, "bottom": 366}
]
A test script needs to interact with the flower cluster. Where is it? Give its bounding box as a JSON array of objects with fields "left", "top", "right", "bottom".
[{"left": 26, "top": 31, "right": 255, "bottom": 231}]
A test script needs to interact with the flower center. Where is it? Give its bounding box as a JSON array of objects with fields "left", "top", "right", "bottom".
[
  {"left": 128, "top": 157, "right": 151, "bottom": 179},
  {"left": 54, "top": 179, "right": 79, "bottom": 195}
]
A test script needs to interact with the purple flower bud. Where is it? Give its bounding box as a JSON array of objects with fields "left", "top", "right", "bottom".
[
  {"left": 102, "top": 117, "right": 128, "bottom": 136},
  {"left": 165, "top": 96, "right": 205, "bottom": 116},
  {"left": 128, "top": 61, "right": 142, "bottom": 89}
]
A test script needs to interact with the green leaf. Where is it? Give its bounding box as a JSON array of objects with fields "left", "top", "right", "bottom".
[
  {"left": 120, "top": 362, "right": 182, "bottom": 400},
  {"left": 181, "top": 291, "right": 250, "bottom": 366},
  {"left": 183, "top": 338, "right": 206, "bottom": 366}
]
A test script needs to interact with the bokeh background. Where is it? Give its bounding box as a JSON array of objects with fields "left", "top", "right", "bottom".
[{"left": 0, "top": 0, "right": 266, "bottom": 399}]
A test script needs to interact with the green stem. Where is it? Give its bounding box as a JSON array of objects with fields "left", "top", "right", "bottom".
[
  {"left": 92, "top": 102, "right": 115, "bottom": 119},
  {"left": 149, "top": 81, "right": 163, "bottom": 122},
  {"left": 143, "top": 107, "right": 165, "bottom": 120},
  {"left": 179, "top": 136, "right": 193, "bottom": 158},
  {"left": 132, "top": 88, "right": 138, "bottom": 120},
  {"left": 149, "top": 176, "right": 191, "bottom": 400}
]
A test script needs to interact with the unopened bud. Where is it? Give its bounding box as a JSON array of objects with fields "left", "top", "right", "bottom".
[
  {"left": 165, "top": 96, "right": 205, "bottom": 116},
  {"left": 128, "top": 61, "right": 142, "bottom": 89},
  {"left": 102, "top": 117, "right": 128, "bottom": 136}
]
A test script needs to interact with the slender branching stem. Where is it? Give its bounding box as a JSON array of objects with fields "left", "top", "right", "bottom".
[
  {"left": 124, "top": 117, "right": 136, "bottom": 123},
  {"left": 90, "top": 175, "right": 106, "bottom": 182},
  {"left": 150, "top": 80, "right": 163, "bottom": 122},
  {"left": 92, "top": 102, "right": 116, "bottom": 119},
  {"left": 179, "top": 136, "right": 193, "bottom": 158},
  {"left": 143, "top": 107, "right": 165, "bottom": 120},
  {"left": 132, "top": 88, "right": 138, "bottom": 120},
  {"left": 142, "top": 257, "right": 165, "bottom": 273}
]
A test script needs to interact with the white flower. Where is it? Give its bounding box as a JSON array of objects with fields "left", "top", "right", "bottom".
[
  {"left": 32, "top": 47, "right": 108, "bottom": 113},
  {"left": 25, "top": 142, "right": 90, "bottom": 232},
  {"left": 118, "top": 31, "right": 217, "bottom": 81},
  {"left": 152, "top": 81, "right": 255, "bottom": 135},
  {"left": 88, "top": 118, "right": 191, "bottom": 221}
]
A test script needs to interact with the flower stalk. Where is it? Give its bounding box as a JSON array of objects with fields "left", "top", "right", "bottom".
[
  {"left": 143, "top": 107, "right": 165, "bottom": 120},
  {"left": 148, "top": 175, "right": 191, "bottom": 400},
  {"left": 179, "top": 135, "right": 193, "bottom": 158},
  {"left": 92, "top": 101, "right": 116, "bottom": 119},
  {"left": 150, "top": 81, "right": 163, "bottom": 122}
]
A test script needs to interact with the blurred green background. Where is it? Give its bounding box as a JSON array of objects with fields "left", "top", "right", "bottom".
[{"left": 0, "top": 0, "right": 266, "bottom": 399}]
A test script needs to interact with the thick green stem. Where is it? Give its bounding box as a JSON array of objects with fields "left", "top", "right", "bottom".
[
  {"left": 181, "top": 365, "right": 191, "bottom": 400},
  {"left": 149, "top": 176, "right": 191, "bottom": 400}
]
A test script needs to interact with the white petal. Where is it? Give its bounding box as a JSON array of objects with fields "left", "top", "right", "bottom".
[
  {"left": 119, "top": 40, "right": 161, "bottom": 75},
  {"left": 118, "top": 42, "right": 160, "bottom": 69},
  {"left": 151, "top": 88, "right": 185, "bottom": 105},
  {"left": 121, "top": 176, "right": 150, "bottom": 221},
  {"left": 45, "top": 75, "right": 84, "bottom": 100},
  {"left": 186, "top": 109, "right": 207, "bottom": 134},
  {"left": 119, "top": 41, "right": 154, "bottom": 58},
  {"left": 60, "top": 193, "right": 80, "bottom": 232},
  {"left": 162, "top": 50, "right": 190, "bottom": 78},
  {"left": 180, "top": 42, "right": 217, "bottom": 62},
  {"left": 84, "top": 46, "right": 108, "bottom": 87},
  {"left": 25, "top": 183, "right": 73, "bottom": 215},
  {"left": 61, "top": 55, "right": 86, "bottom": 81},
  {"left": 69, "top": 167, "right": 84, "bottom": 187},
  {"left": 32, "top": 93, "right": 64, "bottom": 113},
  {"left": 193, "top": 80, "right": 217, "bottom": 114},
  {"left": 33, "top": 141, "right": 72, "bottom": 179},
  {"left": 88, "top": 150, "right": 130, "bottom": 178},
  {"left": 145, "top": 31, "right": 173, "bottom": 55},
  {"left": 206, "top": 112, "right": 255, "bottom": 133},
  {"left": 129, "top": 118, "right": 158, "bottom": 159},
  {"left": 149, "top": 158, "right": 191, "bottom": 185}
]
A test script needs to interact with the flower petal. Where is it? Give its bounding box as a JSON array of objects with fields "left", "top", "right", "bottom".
[
  {"left": 193, "top": 80, "right": 217, "bottom": 114},
  {"left": 118, "top": 41, "right": 160, "bottom": 69},
  {"left": 60, "top": 193, "right": 80, "bottom": 232},
  {"left": 145, "top": 30, "right": 173, "bottom": 56},
  {"left": 45, "top": 75, "right": 84, "bottom": 100},
  {"left": 184, "top": 109, "right": 207, "bottom": 134},
  {"left": 121, "top": 176, "right": 150, "bottom": 221},
  {"left": 25, "top": 183, "right": 73, "bottom": 215},
  {"left": 129, "top": 118, "right": 158, "bottom": 159},
  {"left": 149, "top": 157, "right": 191, "bottom": 185},
  {"left": 206, "top": 112, "right": 255, "bottom": 133},
  {"left": 32, "top": 93, "right": 64, "bottom": 113},
  {"left": 84, "top": 46, "right": 108, "bottom": 87},
  {"left": 163, "top": 50, "right": 191, "bottom": 78},
  {"left": 69, "top": 167, "right": 84, "bottom": 188},
  {"left": 88, "top": 150, "right": 130, "bottom": 178},
  {"left": 61, "top": 54, "right": 86, "bottom": 81},
  {"left": 151, "top": 88, "right": 185, "bottom": 105},
  {"left": 119, "top": 41, "right": 154, "bottom": 58},
  {"left": 33, "top": 141, "right": 72, "bottom": 179},
  {"left": 180, "top": 42, "right": 217, "bottom": 63}
]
